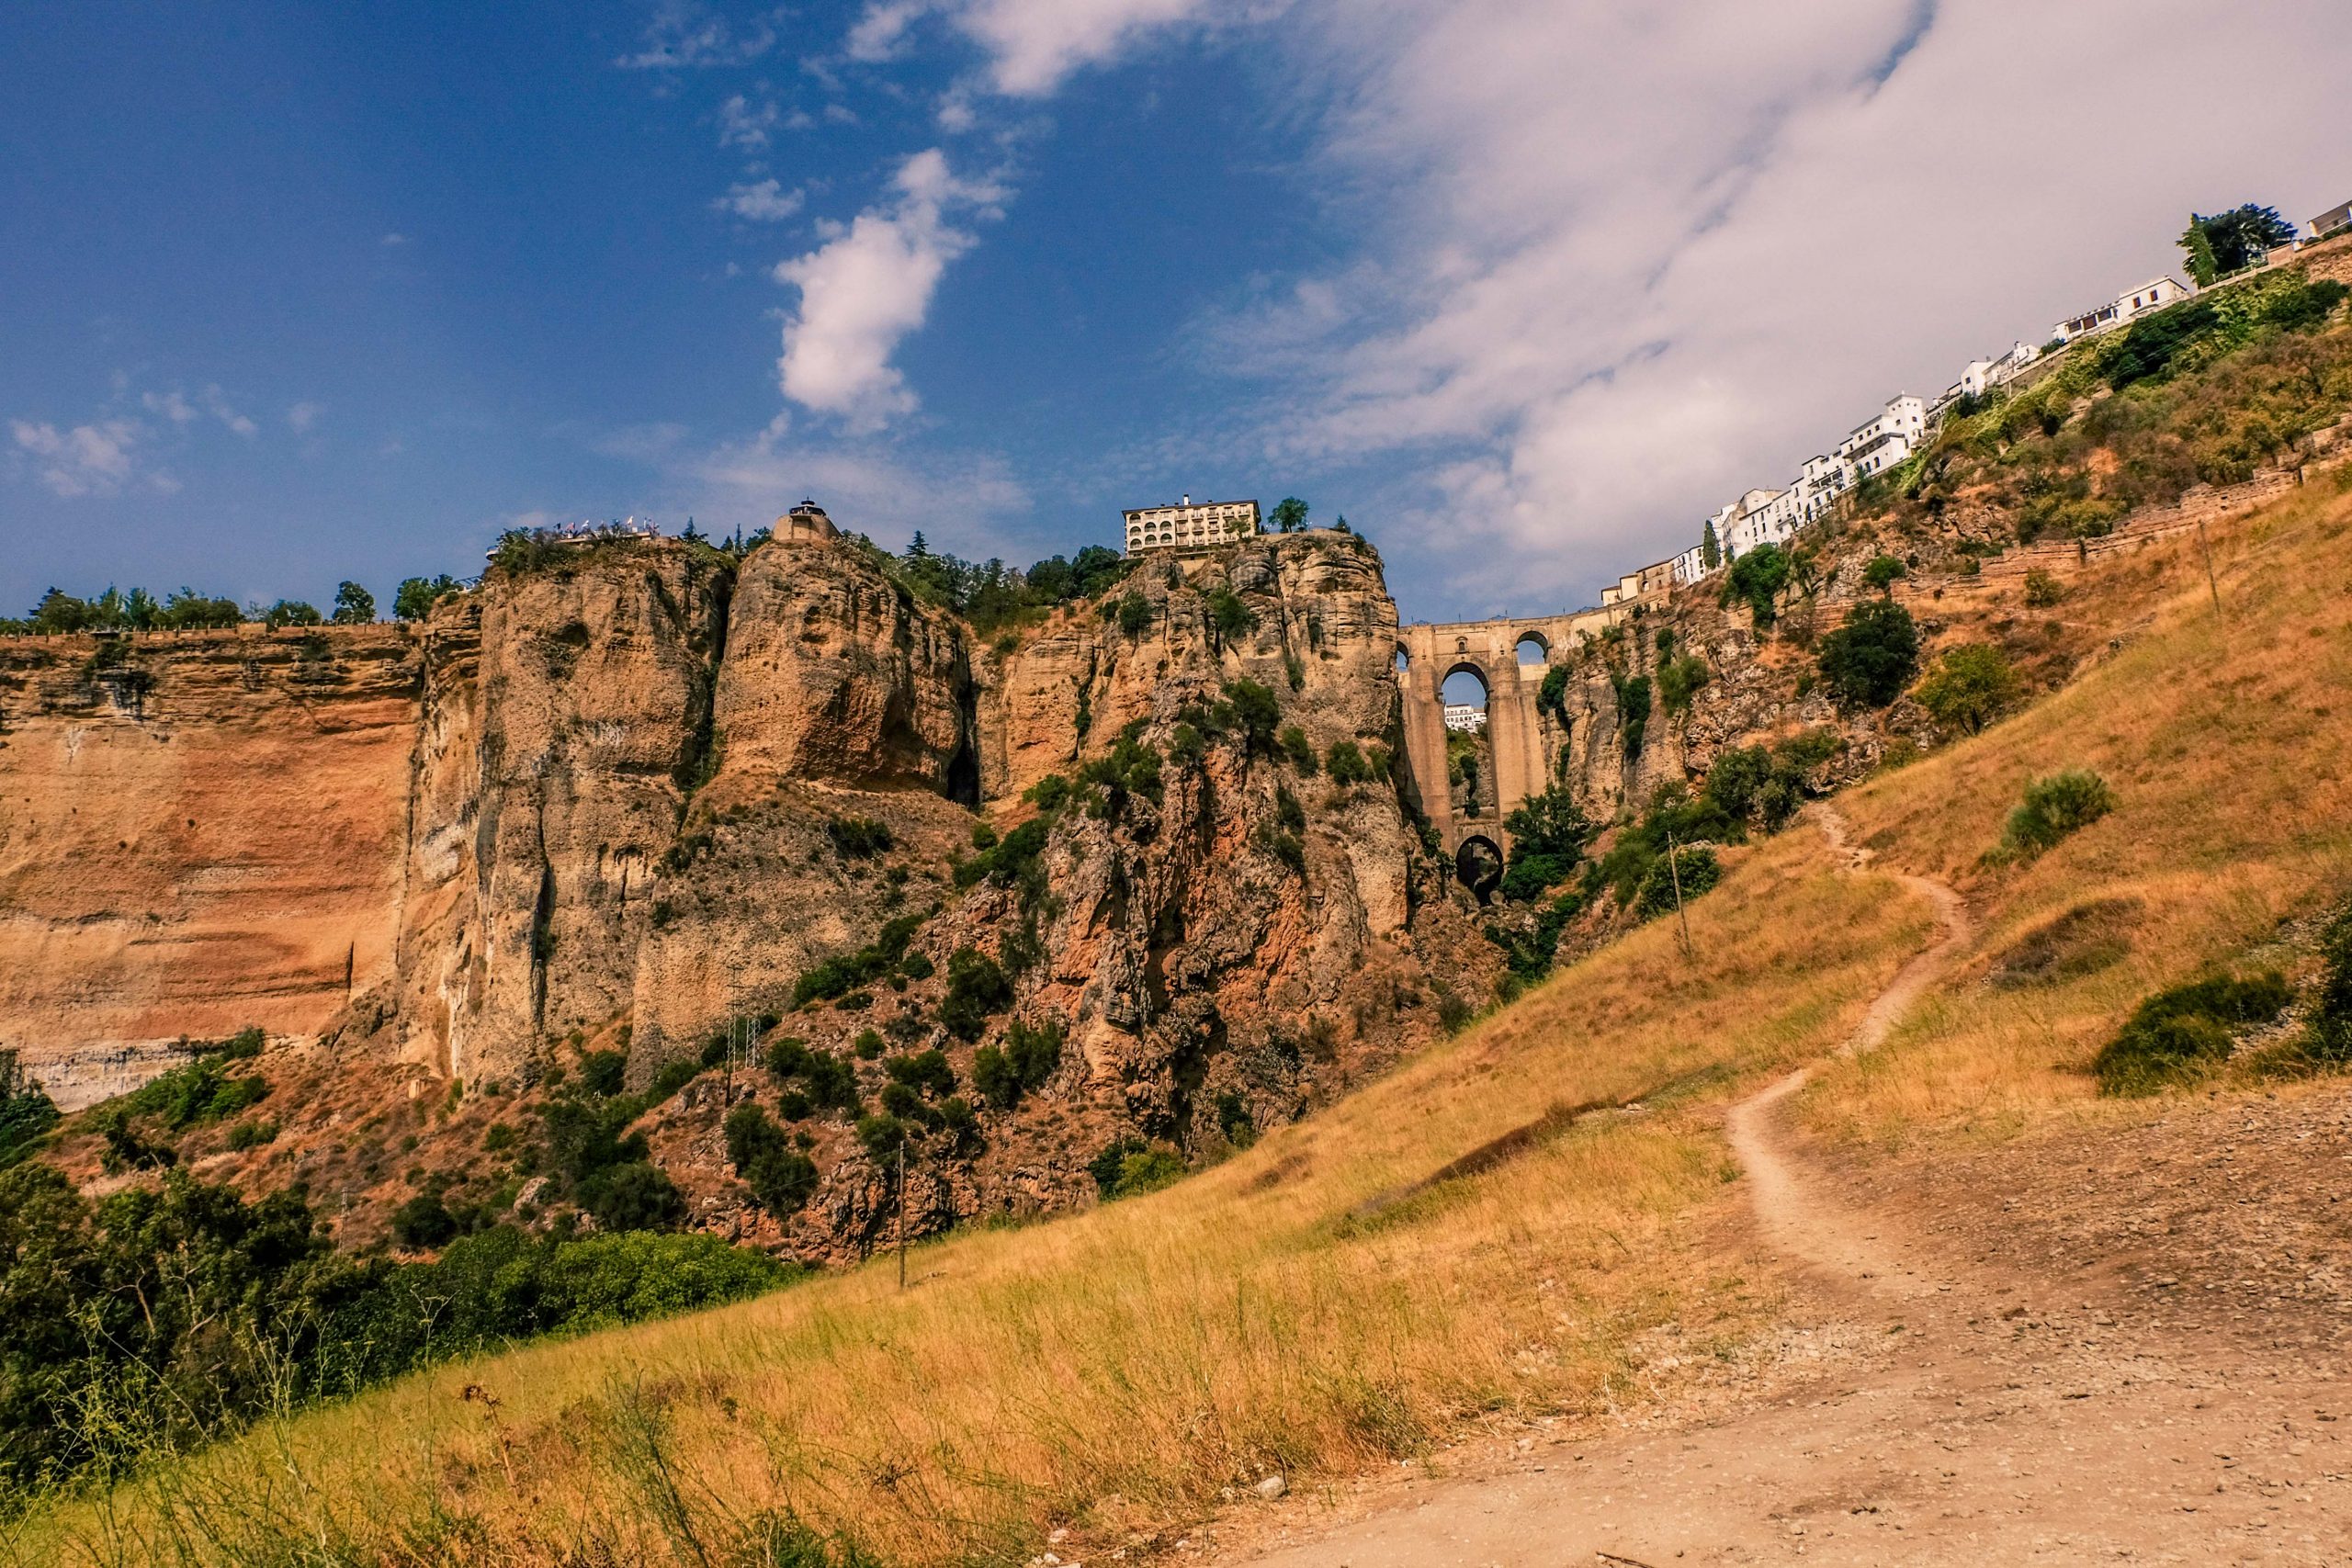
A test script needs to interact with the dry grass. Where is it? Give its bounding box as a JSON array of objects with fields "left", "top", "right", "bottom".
[
  {"left": 19, "top": 474, "right": 2352, "bottom": 1568},
  {"left": 9, "top": 820, "right": 1927, "bottom": 1566},
  {"left": 1804, "top": 469, "right": 2352, "bottom": 1146}
]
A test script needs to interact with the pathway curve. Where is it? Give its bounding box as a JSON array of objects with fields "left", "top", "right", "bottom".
[{"left": 1220, "top": 809, "right": 2352, "bottom": 1566}]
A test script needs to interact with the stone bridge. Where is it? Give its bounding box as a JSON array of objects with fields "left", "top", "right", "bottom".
[{"left": 1394, "top": 604, "right": 1634, "bottom": 886}]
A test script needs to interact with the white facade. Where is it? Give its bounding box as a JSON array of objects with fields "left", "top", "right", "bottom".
[
  {"left": 1442, "top": 704, "right": 1487, "bottom": 732},
  {"left": 2312, "top": 200, "right": 2351, "bottom": 241},
  {"left": 2052, "top": 275, "right": 2189, "bottom": 344},
  {"left": 1123, "top": 495, "right": 1261, "bottom": 555}
]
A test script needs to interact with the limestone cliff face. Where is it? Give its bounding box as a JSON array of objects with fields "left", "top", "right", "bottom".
[{"left": 0, "top": 627, "right": 418, "bottom": 1107}]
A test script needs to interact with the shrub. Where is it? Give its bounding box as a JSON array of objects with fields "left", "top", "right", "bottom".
[
  {"left": 1088, "top": 1135, "right": 1148, "bottom": 1195},
  {"left": 1611, "top": 673, "right": 1653, "bottom": 758},
  {"left": 223, "top": 1117, "right": 278, "bottom": 1152},
  {"left": 393, "top": 574, "right": 462, "bottom": 622},
  {"left": 1913, "top": 643, "right": 2023, "bottom": 736},
  {"left": 1995, "top": 768, "right": 2116, "bottom": 861},
  {"left": 1720, "top": 544, "right": 1792, "bottom": 628},
  {"left": 1498, "top": 784, "right": 1593, "bottom": 902},
  {"left": 725, "top": 1103, "right": 820, "bottom": 1214},
  {"left": 1274, "top": 785, "right": 1306, "bottom": 833},
  {"left": 1656, "top": 654, "right": 1709, "bottom": 716},
  {"left": 576, "top": 1160, "right": 686, "bottom": 1232},
  {"left": 1214, "top": 1091, "right": 1255, "bottom": 1147},
  {"left": 2023, "top": 569, "right": 2064, "bottom": 607},
  {"left": 940, "top": 947, "right": 1013, "bottom": 1041},
  {"left": 576, "top": 1049, "right": 628, "bottom": 1099},
  {"left": 122, "top": 1048, "right": 270, "bottom": 1132},
  {"left": 1115, "top": 592, "right": 1152, "bottom": 637},
  {"left": 1278, "top": 725, "right": 1319, "bottom": 774},
  {"left": 261, "top": 599, "right": 323, "bottom": 629},
  {"left": 1224, "top": 679, "right": 1282, "bottom": 756},
  {"left": 2305, "top": 905, "right": 2352, "bottom": 1065},
  {"left": 390, "top": 1192, "right": 459, "bottom": 1248},
  {"left": 2092, "top": 972, "right": 2294, "bottom": 1095},
  {"left": 794, "top": 913, "right": 930, "bottom": 1007},
  {"left": 974, "top": 1017, "right": 1062, "bottom": 1109},
  {"left": 1815, "top": 599, "right": 1919, "bottom": 707},
  {"left": 1110, "top": 1149, "right": 1186, "bottom": 1199},
  {"left": 827, "top": 817, "right": 895, "bottom": 859},
  {"left": 647, "top": 1056, "right": 700, "bottom": 1103},
  {"left": 1326, "top": 739, "right": 1375, "bottom": 784},
  {"left": 1635, "top": 845, "right": 1720, "bottom": 918},
  {"left": 1205, "top": 587, "right": 1256, "bottom": 643},
  {"left": 0, "top": 1050, "right": 60, "bottom": 1169},
  {"left": 1861, "top": 555, "right": 1906, "bottom": 592},
  {"left": 856, "top": 1113, "right": 908, "bottom": 1161}
]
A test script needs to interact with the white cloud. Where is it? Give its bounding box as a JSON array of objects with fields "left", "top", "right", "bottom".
[
  {"left": 10, "top": 418, "right": 161, "bottom": 498},
  {"left": 201, "top": 386, "right": 258, "bottom": 438},
  {"left": 287, "top": 400, "right": 324, "bottom": 434},
  {"left": 616, "top": 0, "right": 778, "bottom": 68},
  {"left": 771, "top": 149, "right": 1005, "bottom": 428},
  {"left": 141, "top": 389, "right": 198, "bottom": 424},
  {"left": 380, "top": 231, "right": 409, "bottom": 246},
  {"left": 946, "top": 0, "right": 1233, "bottom": 96},
  {"left": 846, "top": 0, "right": 933, "bottom": 62},
  {"left": 718, "top": 93, "right": 780, "bottom": 148},
  {"left": 717, "top": 178, "right": 807, "bottom": 221}
]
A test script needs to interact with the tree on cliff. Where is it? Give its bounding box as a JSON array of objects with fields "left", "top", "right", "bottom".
[
  {"left": 332, "top": 581, "right": 376, "bottom": 625},
  {"left": 1270, "top": 497, "right": 1309, "bottom": 533},
  {"left": 393, "top": 575, "right": 462, "bottom": 622},
  {"left": 1701, "top": 517, "right": 1720, "bottom": 570},
  {"left": 2177, "top": 204, "right": 2296, "bottom": 285},
  {"left": 1815, "top": 598, "right": 1919, "bottom": 708}
]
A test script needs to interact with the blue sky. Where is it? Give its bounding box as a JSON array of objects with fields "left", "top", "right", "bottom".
[{"left": 6, "top": 1, "right": 2350, "bottom": 622}]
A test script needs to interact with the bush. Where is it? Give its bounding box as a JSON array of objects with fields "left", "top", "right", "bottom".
[
  {"left": 1498, "top": 784, "right": 1593, "bottom": 902},
  {"left": 223, "top": 1117, "right": 278, "bottom": 1152},
  {"left": 576, "top": 1049, "right": 628, "bottom": 1098},
  {"left": 0, "top": 1050, "right": 60, "bottom": 1169},
  {"left": 1325, "top": 739, "right": 1375, "bottom": 784},
  {"left": 1110, "top": 1149, "right": 1186, "bottom": 1199},
  {"left": 1656, "top": 653, "right": 1709, "bottom": 717},
  {"left": 1995, "top": 768, "right": 2117, "bottom": 861},
  {"left": 390, "top": 1192, "right": 458, "bottom": 1248},
  {"left": 1720, "top": 545, "right": 1792, "bottom": 628},
  {"left": 575, "top": 1160, "right": 686, "bottom": 1232},
  {"left": 725, "top": 1103, "right": 820, "bottom": 1214},
  {"left": 1204, "top": 587, "right": 1256, "bottom": 643},
  {"left": 1115, "top": 592, "right": 1152, "bottom": 637},
  {"left": 940, "top": 947, "right": 1013, "bottom": 1041},
  {"left": 1861, "top": 555, "right": 1906, "bottom": 592},
  {"left": 121, "top": 1047, "right": 270, "bottom": 1132},
  {"left": 2093, "top": 972, "right": 2294, "bottom": 1094},
  {"left": 1913, "top": 643, "right": 2023, "bottom": 736},
  {"left": 1278, "top": 725, "right": 1319, "bottom": 774},
  {"left": 1815, "top": 599, "right": 1919, "bottom": 708},
  {"left": 2023, "top": 569, "right": 2064, "bottom": 607},
  {"left": 2305, "top": 904, "right": 2352, "bottom": 1065},
  {"left": 1635, "top": 845, "right": 1720, "bottom": 918},
  {"left": 972, "top": 1017, "right": 1062, "bottom": 1109},
  {"left": 1612, "top": 673, "right": 1653, "bottom": 758},
  {"left": 793, "top": 912, "right": 929, "bottom": 1007},
  {"left": 827, "top": 817, "right": 895, "bottom": 859},
  {"left": 393, "top": 574, "right": 463, "bottom": 622},
  {"left": 1088, "top": 1135, "right": 1147, "bottom": 1195},
  {"left": 1224, "top": 679, "right": 1282, "bottom": 756}
]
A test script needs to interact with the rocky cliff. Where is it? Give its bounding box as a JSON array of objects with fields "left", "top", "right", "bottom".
[{"left": 2, "top": 528, "right": 1491, "bottom": 1258}]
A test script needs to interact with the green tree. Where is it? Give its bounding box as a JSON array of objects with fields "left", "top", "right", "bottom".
[
  {"left": 261, "top": 599, "right": 323, "bottom": 628},
  {"left": 1115, "top": 591, "right": 1151, "bottom": 636},
  {"left": 1205, "top": 586, "right": 1257, "bottom": 643},
  {"left": 1815, "top": 598, "right": 1919, "bottom": 708},
  {"left": 1913, "top": 643, "right": 2022, "bottom": 735},
  {"left": 724, "top": 1103, "right": 820, "bottom": 1214},
  {"left": 331, "top": 581, "right": 376, "bottom": 625},
  {"left": 1719, "top": 544, "right": 1792, "bottom": 628},
  {"left": 1701, "top": 517, "right": 1720, "bottom": 570},
  {"left": 393, "top": 574, "right": 462, "bottom": 622},
  {"left": 940, "top": 947, "right": 1013, "bottom": 1042},
  {"left": 2180, "top": 204, "right": 2296, "bottom": 282},
  {"left": 1861, "top": 555, "right": 1906, "bottom": 592},
  {"left": 1223, "top": 678, "right": 1282, "bottom": 756},
  {"left": 1269, "top": 496, "right": 1309, "bottom": 533}
]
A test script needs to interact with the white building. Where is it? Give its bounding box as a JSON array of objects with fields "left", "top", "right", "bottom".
[
  {"left": 1123, "top": 495, "right": 1261, "bottom": 555},
  {"left": 2312, "top": 199, "right": 2351, "bottom": 242},
  {"left": 1442, "top": 704, "right": 1487, "bottom": 733},
  {"left": 2052, "top": 276, "right": 2190, "bottom": 344},
  {"left": 1837, "top": 393, "right": 1928, "bottom": 481}
]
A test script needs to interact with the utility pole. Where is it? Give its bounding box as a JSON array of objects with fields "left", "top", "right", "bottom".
[
  {"left": 1665, "top": 828, "right": 1694, "bottom": 960},
  {"left": 2197, "top": 521, "right": 2222, "bottom": 618},
  {"left": 896, "top": 1140, "right": 909, "bottom": 1291}
]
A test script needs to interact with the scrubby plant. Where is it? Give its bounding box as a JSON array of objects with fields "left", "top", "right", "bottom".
[
  {"left": 2092, "top": 972, "right": 2294, "bottom": 1094},
  {"left": 2303, "top": 904, "right": 2352, "bottom": 1065},
  {"left": 2023, "top": 569, "right": 2064, "bottom": 607},
  {"left": 827, "top": 817, "right": 895, "bottom": 859},
  {"left": 1498, "top": 784, "right": 1592, "bottom": 902},
  {"left": 973, "top": 1017, "right": 1062, "bottom": 1109},
  {"left": 1913, "top": 643, "right": 2023, "bottom": 736},
  {"left": 1656, "top": 653, "right": 1709, "bottom": 717},
  {"left": 0, "top": 1049, "right": 60, "bottom": 1169},
  {"left": 1115, "top": 592, "right": 1151, "bottom": 637},
  {"left": 1224, "top": 679, "right": 1282, "bottom": 756},
  {"left": 1860, "top": 555, "right": 1906, "bottom": 592},
  {"left": 390, "top": 1192, "right": 459, "bottom": 1248},
  {"left": 1635, "top": 845, "right": 1721, "bottom": 918},
  {"left": 1993, "top": 768, "right": 2116, "bottom": 862},
  {"left": 1814, "top": 598, "right": 1918, "bottom": 708},
  {"left": 1325, "top": 739, "right": 1376, "bottom": 784},
  {"left": 940, "top": 948, "right": 1013, "bottom": 1041},
  {"left": 1719, "top": 544, "right": 1792, "bottom": 628},
  {"left": 1278, "top": 725, "right": 1319, "bottom": 774},
  {"left": 724, "top": 1102, "right": 820, "bottom": 1215},
  {"left": 1204, "top": 587, "right": 1257, "bottom": 644}
]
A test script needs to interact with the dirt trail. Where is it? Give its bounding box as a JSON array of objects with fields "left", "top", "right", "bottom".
[{"left": 1223, "top": 812, "right": 2352, "bottom": 1566}]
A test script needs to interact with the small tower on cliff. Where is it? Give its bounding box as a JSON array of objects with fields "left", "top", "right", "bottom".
[{"left": 778, "top": 499, "right": 839, "bottom": 544}]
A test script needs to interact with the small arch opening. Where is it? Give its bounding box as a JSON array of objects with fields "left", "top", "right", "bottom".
[
  {"left": 1514, "top": 632, "right": 1550, "bottom": 666},
  {"left": 1441, "top": 663, "right": 1497, "bottom": 819},
  {"left": 1393, "top": 645, "right": 1410, "bottom": 676},
  {"left": 1455, "top": 835, "right": 1504, "bottom": 900}
]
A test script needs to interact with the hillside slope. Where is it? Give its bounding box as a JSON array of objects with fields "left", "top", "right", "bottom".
[{"left": 17, "top": 461, "right": 2349, "bottom": 1565}]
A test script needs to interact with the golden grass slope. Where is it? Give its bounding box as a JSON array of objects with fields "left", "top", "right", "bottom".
[{"left": 15, "top": 471, "right": 2352, "bottom": 1568}]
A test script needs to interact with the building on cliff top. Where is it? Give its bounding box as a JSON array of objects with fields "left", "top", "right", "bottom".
[
  {"left": 779, "top": 499, "right": 839, "bottom": 544},
  {"left": 1122, "top": 495, "right": 1260, "bottom": 556}
]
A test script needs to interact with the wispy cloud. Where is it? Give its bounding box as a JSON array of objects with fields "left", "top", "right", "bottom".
[
  {"left": 770, "top": 149, "right": 1005, "bottom": 430},
  {"left": 10, "top": 418, "right": 169, "bottom": 499},
  {"left": 716, "top": 178, "right": 806, "bottom": 221},
  {"left": 616, "top": 0, "right": 780, "bottom": 69},
  {"left": 718, "top": 93, "right": 781, "bottom": 148},
  {"left": 287, "top": 400, "right": 324, "bottom": 434}
]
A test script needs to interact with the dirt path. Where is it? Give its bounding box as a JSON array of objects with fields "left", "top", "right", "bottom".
[{"left": 1223, "top": 813, "right": 2352, "bottom": 1566}]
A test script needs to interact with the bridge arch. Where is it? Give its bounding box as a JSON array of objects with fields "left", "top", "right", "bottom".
[{"left": 1454, "top": 834, "right": 1503, "bottom": 898}]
